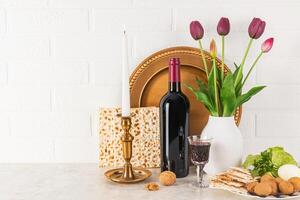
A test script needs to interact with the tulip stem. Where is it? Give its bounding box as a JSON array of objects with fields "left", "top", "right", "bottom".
[
  {"left": 234, "top": 38, "right": 253, "bottom": 87},
  {"left": 212, "top": 58, "right": 220, "bottom": 116},
  {"left": 221, "top": 36, "right": 225, "bottom": 83},
  {"left": 241, "top": 38, "right": 253, "bottom": 69},
  {"left": 198, "top": 40, "right": 209, "bottom": 79},
  {"left": 242, "top": 51, "right": 263, "bottom": 88}
]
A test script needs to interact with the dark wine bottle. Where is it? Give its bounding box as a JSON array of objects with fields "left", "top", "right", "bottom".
[{"left": 160, "top": 58, "right": 190, "bottom": 178}]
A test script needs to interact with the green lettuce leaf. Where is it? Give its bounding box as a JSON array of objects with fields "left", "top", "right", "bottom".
[
  {"left": 242, "top": 146, "right": 297, "bottom": 177},
  {"left": 267, "top": 146, "right": 297, "bottom": 167},
  {"left": 242, "top": 154, "right": 261, "bottom": 168}
]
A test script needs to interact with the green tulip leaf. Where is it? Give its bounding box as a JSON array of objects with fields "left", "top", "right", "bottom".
[
  {"left": 233, "top": 64, "right": 240, "bottom": 78},
  {"left": 236, "top": 86, "right": 266, "bottom": 107},
  {"left": 233, "top": 65, "right": 243, "bottom": 96},
  {"left": 208, "top": 64, "right": 220, "bottom": 116},
  {"left": 220, "top": 74, "right": 236, "bottom": 116},
  {"left": 216, "top": 65, "right": 222, "bottom": 84},
  {"left": 234, "top": 62, "right": 239, "bottom": 69},
  {"left": 195, "top": 77, "right": 208, "bottom": 94},
  {"left": 236, "top": 84, "right": 243, "bottom": 96},
  {"left": 185, "top": 84, "right": 217, "bottom": 115},
  {"left": 194, "top": 91, "right": 215, "bottom": 113},
  {"left": 208, "top": 66, "right": 216, "bottom": 107}
]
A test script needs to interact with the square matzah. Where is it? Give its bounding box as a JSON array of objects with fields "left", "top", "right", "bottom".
[{"left": 99, "top": 107, "right": 160, "bottom": 168}]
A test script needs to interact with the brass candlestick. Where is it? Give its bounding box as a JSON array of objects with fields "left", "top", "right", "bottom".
[{"left": 104, "top": 117, "right": 152, "bottom": 183}]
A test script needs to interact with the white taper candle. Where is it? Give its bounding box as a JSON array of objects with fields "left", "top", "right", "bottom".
[{"left": 121, "top": 26, "right": 131, "bottom": 117}]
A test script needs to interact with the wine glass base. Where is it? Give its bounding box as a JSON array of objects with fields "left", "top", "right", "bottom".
[{"left": 190, "top": 181, "right": 209, "bottom": 188}]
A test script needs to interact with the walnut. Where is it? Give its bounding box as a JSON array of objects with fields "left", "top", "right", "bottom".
[
  {"left": 159, "top": 171, "right": 176, "bottom": 186},
  {"left": 145, "top": 182, "right": 159, "bottom": 191}
]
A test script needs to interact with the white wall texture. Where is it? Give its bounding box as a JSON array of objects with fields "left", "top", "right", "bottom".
[{"left": 0, "top": 0, "right": 299, "bottom": 162}]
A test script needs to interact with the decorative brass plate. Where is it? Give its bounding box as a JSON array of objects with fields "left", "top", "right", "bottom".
[
  {"left": 104, "top": 168, "right": 152, "bottom": 183},
  {"left": 130, "top": 46, "right": 242, "bottom": 135}
]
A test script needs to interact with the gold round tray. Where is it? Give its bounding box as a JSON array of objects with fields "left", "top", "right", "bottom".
[
  {"left": 130, "top": 46, "right": 242, "bottom": 135},
  {"left": 104, "top": 168, "right": 152, "bottom": 184}
]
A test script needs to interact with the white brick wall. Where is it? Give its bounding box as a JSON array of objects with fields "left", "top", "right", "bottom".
[
  {"left": 53, "top": 35, "right": 122, "bottom": 59},
  {"left": 11, "top": 112, "right": 91, "bottom": 137},
  {"left": 0, "top": 0, "right": 299, "bottom": 163},
  {"left": 8, "top": 61, "right": 89, "bottom": 84},
  {"left": 0, "top": 37, "right": 50, "bottom": 59},
  {"left": 0, "top": 86, "right": 51, "bottom": 111},
  {"left": 94, "top": 9, "right": 172, "bottom": 32},
  {"left": 7, "top": 9, "right": 89, "bottom": 34}
]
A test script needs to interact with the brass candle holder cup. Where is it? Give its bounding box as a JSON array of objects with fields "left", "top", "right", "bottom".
[{"left": 104, "top": 116, "right": 152, "bottom": 183}]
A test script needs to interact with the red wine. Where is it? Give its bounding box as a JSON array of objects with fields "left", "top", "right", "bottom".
[
  {"left": 160, "top": 58, "right": 190, "bottom": 178},
  {"left": 190, "top": 142, "right": 211, "bottom": 165}
]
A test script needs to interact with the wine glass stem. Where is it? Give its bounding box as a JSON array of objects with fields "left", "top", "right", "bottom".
[{"left": 196, "top": 164, "right": 205, "bottom": 184}]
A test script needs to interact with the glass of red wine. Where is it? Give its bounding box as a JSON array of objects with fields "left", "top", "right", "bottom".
[{"left": 188, "top": 135, "right": 212, "bottom": 188}]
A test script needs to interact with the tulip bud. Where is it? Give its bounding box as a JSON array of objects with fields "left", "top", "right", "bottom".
[
  {"left": 190, "top": 21, "right": 204, "bottom": 40},
  {"left": 210, "top": 39, "right": 217, "bottom": 58},
  {"left": 261, "top": 37, "right": 274, "bottom": 53},
  {"left": 217, "top": 17, "right": 230, "bottom": 36},
  {"left": 248, "top": 18, "right": 266, "bottom": 39}
]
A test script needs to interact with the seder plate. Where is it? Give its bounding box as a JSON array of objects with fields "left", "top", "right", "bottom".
[
  {"left": 210, "top": 186, "right": 300, "bottom": 199},
  {"left": 129, "top": 46, "right": 242, "bottom": 135}
]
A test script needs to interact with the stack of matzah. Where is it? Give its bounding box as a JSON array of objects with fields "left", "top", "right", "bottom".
[
  {"left": 99, "top": 107, "right": 160, "bottom": 168},
  {"left": 210, "top": 167, "right": 256, "bottom": 195}
]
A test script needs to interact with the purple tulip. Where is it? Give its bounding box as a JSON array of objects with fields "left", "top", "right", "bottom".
[
  {"left": 217, "top": 17, "right": 230, "bottom": 36},
  {"left": 261, "top": 37, "right": 274, "bottom": 53},
  {"left": 248, "top": 18, "right": 266, "bottom": 39},
  {"left": 190, "top": 21, "right": 204, "bottom": 40}
]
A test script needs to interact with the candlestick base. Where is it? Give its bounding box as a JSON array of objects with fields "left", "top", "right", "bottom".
[
  {"left": 104, "top": 167, "right": 152, "bottom": 183},
  {"left": 104, "top": 116, "right": 152, "bottom": 183}
]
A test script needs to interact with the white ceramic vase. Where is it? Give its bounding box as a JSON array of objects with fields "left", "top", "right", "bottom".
[{"left": 201, "top": 116, "right": 243, "bottom": 175}]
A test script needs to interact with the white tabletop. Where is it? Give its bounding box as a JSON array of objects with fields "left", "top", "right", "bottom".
[{"left": 0, "top": 164, "right": 256, "bottom": 200}]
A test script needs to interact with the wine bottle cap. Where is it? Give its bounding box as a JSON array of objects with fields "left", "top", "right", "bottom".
[
  {"left": 169, "top": 58, "right": 180, "bottom": 82},
  {"left": 169, "top": 58, "right": 180, "bottom": 65}
]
